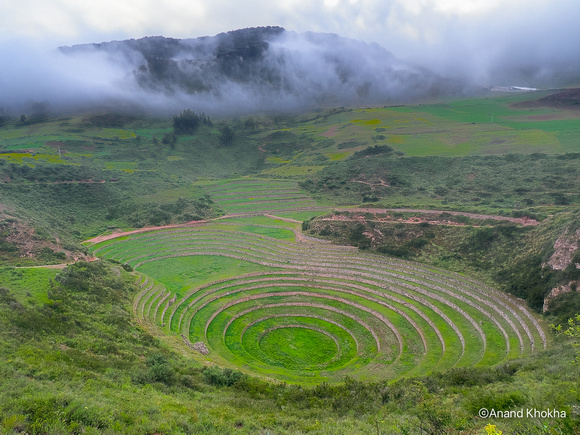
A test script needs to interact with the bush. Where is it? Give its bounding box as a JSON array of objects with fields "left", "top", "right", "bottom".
[
  {"left": 219, "top": 125, "right": 234, "bottom": 147},
  {"left": 362, "top": 195, "right": 379, "bottom": 203},
  {"left": 554, "top": 193, "right": 570, "bottom": 205},
  {"left": 146, "top": 353, "right": 175, "bottom": 385},
  {"left": 162, "top": 132, "right": 177, "bottom": 149},
  {"left": 406, "top": 237, "right": 428, "bottom": 249},
  {"left": 349, "top": 223, "right": 371, "bottom": 249},
  {"left": 546, "top": 293, "right": 580, "bottom": 326},
  {"left": 351, "top": 145, "right": 394, "bottom": 159},
  {"left": 377, "top": 245, "right": 413, "bottom": 259},
  {"left": 202, "top": 366, "right": 244, "bottom": 386}
]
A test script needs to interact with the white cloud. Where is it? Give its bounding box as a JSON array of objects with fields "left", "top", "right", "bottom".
[
  {"left": 432, "top": 0, "right": 500, "bottom": 15},
  {"left": 0, "top": 0, "right": 573, "bottom": 57}
]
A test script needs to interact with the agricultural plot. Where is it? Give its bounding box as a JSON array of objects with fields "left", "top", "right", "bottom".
[
  {"left": 261, "top": 93, "right": 580, "bottom": 162},
  {"left": 201, "top": 178, "right": 330, "bottom": 218},
  {"left": 88, "top": 217, "right": 545, "bottom": 384}
]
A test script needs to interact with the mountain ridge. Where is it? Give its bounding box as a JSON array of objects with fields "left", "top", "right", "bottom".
[{"left": 58, "top": 27, "right": 473, "bottom": 114}]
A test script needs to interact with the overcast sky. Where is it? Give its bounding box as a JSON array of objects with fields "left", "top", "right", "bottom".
[{"left": 1, "top": 0, "right": 578, "bottom": 59}]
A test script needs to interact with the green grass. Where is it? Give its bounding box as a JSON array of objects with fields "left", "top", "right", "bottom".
[
  {"left": 301, "top": 152, "right": 580, "bottom": 215},
  {"left": 200, "top": 178, "right": 325, "bottom": 215},
  {"left": 0, "top": 267, "right": 58, "bottom": 306},
  {"left": 0, "top": 260, "right": 575, "bottom": 434},
  {"left": 5, "top": 92, "right": 576, "bottom": 258},
  {"left": 247, "top": 94, "right": 580, "bottom": 163},
  {"left": 199, "top": 290, "right": 386, "bottom": 383},
  {"left": 213, "top": 215, "right": 300, "bottom": 227},
  {"left": 259, "top": 326, "right": 338, "bottom": 366},
  {"left": 227, "top": 311, "right": 362, "bottom": 369}
]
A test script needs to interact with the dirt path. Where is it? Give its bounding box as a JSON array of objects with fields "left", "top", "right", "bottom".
[
  {"left": 336, "top": 208, "right": 540, "bottom": 226},
  {"left": 352, "top": 178, "right": 389, "bottom": 188},
  {"left": 84, "top": 220, "right": 211, "bottom": 245},
  {"left": 321, "top": 217, "right": 488, "bottom": 227},
  {"left": 321, "top": 125, "right": 339, "bottom": 137},
  {"left": 14, "top": 263, "right": 70, "bottom": 269}
]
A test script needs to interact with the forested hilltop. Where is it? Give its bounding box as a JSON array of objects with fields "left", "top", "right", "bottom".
[
  {"left": 55, "top": 27, "right": 473, "bottom": 114},
  {"left": 0, "top": 89, "right": 579, "bottom": 433}
]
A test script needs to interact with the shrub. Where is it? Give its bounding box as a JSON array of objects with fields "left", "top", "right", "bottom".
[
  {"left": 203, "top": 366, "right": 245, "bottom": 387},
  {"left": 377, "top": 245, "right": 413, "bottom": 259},
  {"left": 319, "top": 226, "right": 332, "bottom": 236},
  {"left": 162, "top": 132, "right": 177, "bottom": 149},
  {"left": 146, "top": 353, "right": 175, "bottom": 385},
  {"left": 362, "top": 195, "right": 379, "bottom": 203},
  {"left": 219, "top": 125, "right": 234, "bottom": 146},
  {"left": 349, "top": 224, "right": 371, "bottom": 249},
  {"left": 406, "top": 237, "right": 428, "bottom": 249},
  {"left": 554, "top": 193, "right": 570, "bottom": 205},
  {"left": 351, "top": 145, "right": 394, "bottom": 159}
]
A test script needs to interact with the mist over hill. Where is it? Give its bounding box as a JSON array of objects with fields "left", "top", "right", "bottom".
[{"left": 4, "top": 27, "right": 477, "bottom": 117}]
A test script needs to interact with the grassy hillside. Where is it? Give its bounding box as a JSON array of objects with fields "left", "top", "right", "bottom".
[
  {"left": 300, "top": 148, "right": 580, "bottom": 216},
  {"left": 1, "top": 90, "right": 580, "bottom": 433},
  {"left": 2, "top": 91, "right": 579, "bottom": 249}
]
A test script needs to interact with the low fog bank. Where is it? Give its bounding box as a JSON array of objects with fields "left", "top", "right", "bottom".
[{"left": 0, "top": 26, "right": 578, "bottom": 118}]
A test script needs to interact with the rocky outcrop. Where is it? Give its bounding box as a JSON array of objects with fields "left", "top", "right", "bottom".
[
  {"left": 181, "top": 334, "right": 210, "bottom": 355},
  {"left": 543, "top": 227, "right": 580, "bottom": 312},
  {"left": 543, "top": 281, "right": 579, "bottom": 312},
  {"left": 546, "top": 228, "right": 580, "bottom": 270},
  {"left": 192, "top": 341, "right": 210, "bottom": 355}
]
